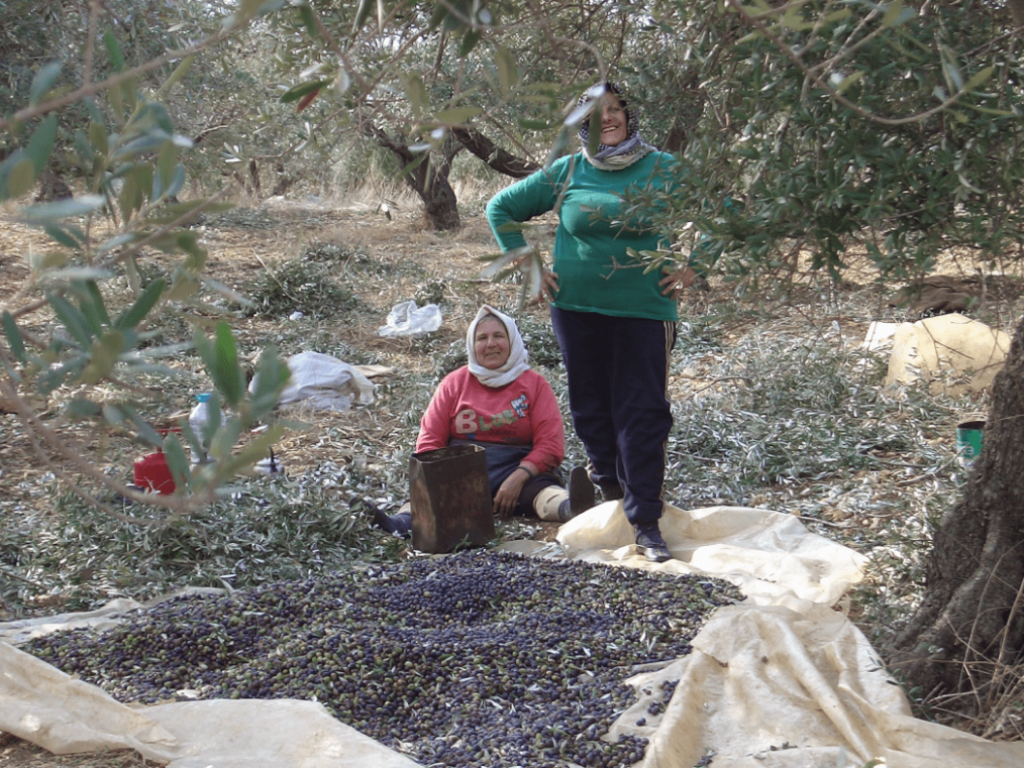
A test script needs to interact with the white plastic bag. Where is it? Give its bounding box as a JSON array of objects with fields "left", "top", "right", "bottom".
[
  {"left": 250, "top": 351, "right": 376, "bottom": 412},
  {"left": 377, "top": 300, "right": 442, "bottom": 337}
]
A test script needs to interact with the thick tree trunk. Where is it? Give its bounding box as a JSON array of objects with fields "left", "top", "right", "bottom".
[
  {"left": 889, "top": 316, "right": 1024, "bottom": 700},
  {"left": 364, "top": 123, "right": 462, "bottom": 231}
]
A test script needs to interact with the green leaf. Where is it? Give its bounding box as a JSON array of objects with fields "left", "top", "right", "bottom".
[
  {"left": 21, "top": 195, "right": 105, "bottom": 222},
  {"left": 118, "top": 169, "right": 140, "bottom": 223},
  {"left": 297, "top": 3, "right": 319, "bottom": 37},
  {"left": 158, "top": 142, "right": 177, "bottom": 193},
  {"left": 428, "top": 0, "right": 449, "bottom": 30},
  {"left": 29, "top": 62, "right": 63, "bottom": 106},
  {"left": 162, "top": 433, "right": 191, "bottom": 489},
  {"left": 228, "top": 427, "right": 286, "bottom": 473},
  {"left": 2, "top": 311, "right": 27, "bottom": 364},
  {"left": 459, "top": 28, "right": 482, "bottom": 57},
  {"left": 88, "top": 121, "right": 109, "bottom": 156},
  {"left": 78, "top": 279, "right": 111, "bottom": 330},
  {"left": 44, "top": 225, "right": 84, "bottom": 250},
  {"left": 823, "top": 9, "right": 851, "bottom": 23},
  {"left": 517, "top": 118, "right": 551, "bottom": 131},
  {"left": 834, "top": 71, "right": 865, "bottom": 95},
  {"left": 435, "top": 106, "right": 483, "bottom": 124},
  {"left": 165, "top": 165, "right": 186, "bottom": 201},
  {"left": 881, "top": 0, "right": 904, "bottom": 27},
  {"left": 280, "top": 79, "right": 331, "bottom": 104},
  {"left": 964, "top": 66, "right": 995, "bottom": 92},
  {"left": 74, "top": 129, "right": 95, "bottom": 167},
  {"left": 115, "top": 277, "right": 166, "bottom": 330},
  {"left": 120, "top": 404, "right": 164, "bottom": 448},
  {"left": 403, "top": 73, "right": 428, "bottom": 119},
  {"left": 26, "top": 115, "right": 57, "bottom": 175},
  {"left": 249, "top": 345, "right": 291, "bottom": 419},
  {"left": 353, "top": 0, "right": 373, "bottom": 32},
  {"left": 543, "top": 127, "right": 572, "bottom": 168},
  {"left": 495, "top": 47, "right": 517, "bottom": 98},
  {"left": 443, "top": 0, "right": 470, "bottom": 31},
  {"left": 154, "top": 54, "right": 194, "bottom": 98},
  {"left": 167, "top": 271, "right": 200, "bottom": 301},
  {"left": 586, "top": 109, "right": 602, "bottom": 156},
  {"left": 81, "top": 330, "right": 125, "bottom": 385},
  {"left": 195, "top": 323, "right": 246, "bottom": 407},
  {"left": 108, "top": 80, "right": 124, "bottom": 117},
  {"left": 209, "top": 414, "right": 242, "bottom": 461},
  {"left": 47, "top": 292, "right": 94, "bottom": 348},
  {"left": 65, "top": 396, "right": 103, "bottom": 419},
  {"left": 103, "top": 31, "right": 125, "bottom": 72},
  {"left": 964, "top": 104, "right": 1016, "bottom": 116},
  {"left": 6, "top": 158, "right": 36, "bottom": 199},
  {"left": 134, "top": 101, "right": 175, "bottom": 136},
  {"left": 215, "top": 322, "right": 246, "bottom": 406}
]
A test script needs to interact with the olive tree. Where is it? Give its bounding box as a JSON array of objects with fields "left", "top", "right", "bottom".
[
  {"left": 0, "top": 0, "right": 294, "bottom": 523},
  {"left": 629, "top": 0, "right": 1024, "bottom": 711}
]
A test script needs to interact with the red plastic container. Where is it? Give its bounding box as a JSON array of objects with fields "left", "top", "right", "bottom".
[{"left": 134, "top": 451, "right": 176, "bottom": 494}]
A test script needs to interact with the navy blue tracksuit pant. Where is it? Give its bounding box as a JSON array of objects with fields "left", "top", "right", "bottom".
[{"left": 550, "top": 306, "right": 676, "bottom": 527}]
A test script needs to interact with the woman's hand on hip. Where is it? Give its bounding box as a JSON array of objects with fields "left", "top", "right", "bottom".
[
  {"left": 537, "top": 270, "right": 559, "bottom": 304},
  {"left": 494, "top": 470, "right": 528, "bottom": 518},
  {"left": 660, "top": 264, "right": 698, "bottom": 300}
]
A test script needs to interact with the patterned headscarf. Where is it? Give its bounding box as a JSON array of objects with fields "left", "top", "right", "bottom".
[
  {"left": 465, "top": 305, "right": 530, "bottom": 388},
  {"left": 576, "top": 81, "right": 656, "bottom": 171}
]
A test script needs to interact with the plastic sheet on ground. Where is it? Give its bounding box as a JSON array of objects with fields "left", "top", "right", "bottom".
[
  {"left": 558, "top": 503, "right": 1024, "bottom": 768},
  {"left": 252, "top": 350, "right": 377, "bottom": 412},
  {"left": 3, "top": 503, "right": 1023, "bottom": 768}
]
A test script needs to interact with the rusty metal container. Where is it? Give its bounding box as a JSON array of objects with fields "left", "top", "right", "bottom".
[{"left": 409, "top": 444, "right": 494, "bottom": 554}]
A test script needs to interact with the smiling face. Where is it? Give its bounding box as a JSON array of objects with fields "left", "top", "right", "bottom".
[
  {"left": 474, "top": 316, "right": 512, "bottom": 370},
  {"left": 598, "top": 95, "right": 628, "bottom": 147}
]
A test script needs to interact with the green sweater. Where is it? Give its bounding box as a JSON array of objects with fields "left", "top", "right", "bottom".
[{"left": 486, "top": 151, "right": 678, "bottom": 322}]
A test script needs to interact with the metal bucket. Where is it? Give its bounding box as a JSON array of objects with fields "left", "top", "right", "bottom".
[{"left": 409, "top": 444, "right": 494, "bottom": 554}]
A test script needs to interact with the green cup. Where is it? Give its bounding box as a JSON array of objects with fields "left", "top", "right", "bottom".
[{"left": 956, "top": 420, "right": 984, "bottom": 468}]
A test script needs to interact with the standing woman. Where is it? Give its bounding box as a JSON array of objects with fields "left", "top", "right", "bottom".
[{"left": 485, "top": 81, "right": 697, "bottom": 562}]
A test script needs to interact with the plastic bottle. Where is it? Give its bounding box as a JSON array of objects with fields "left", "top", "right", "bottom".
[{"left": 189, "top": 393, "right": 218, "bottom": 464}]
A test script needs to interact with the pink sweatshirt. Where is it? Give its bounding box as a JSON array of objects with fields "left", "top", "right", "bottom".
[{"left": 415, "top": 367, "right": 565, "bottom": 474}]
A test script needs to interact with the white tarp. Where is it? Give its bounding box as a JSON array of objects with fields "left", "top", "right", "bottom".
[
  {"left": 3, "top": 502, "right": 1023, "bottom": 768},
  {"left": 879, "top": 313, "right": 1011, "bottom": 395},
  {"left": 252, "top": 351, "right": 377, "bottom": 412},
  {"left": 558, "top": 503, "right": 1024, "bottom": 768}
]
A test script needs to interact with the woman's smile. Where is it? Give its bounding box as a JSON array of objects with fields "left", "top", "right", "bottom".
[{"left": 599, "top": 97, "right": 628, "bottom": 146}]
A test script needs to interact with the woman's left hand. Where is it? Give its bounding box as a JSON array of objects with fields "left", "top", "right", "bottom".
[
  {"left": 659, "top": 264, "right": 698, "bottom": 300},
  {"left": 494, "top": 469, "right": 529, "bottom": 518}
]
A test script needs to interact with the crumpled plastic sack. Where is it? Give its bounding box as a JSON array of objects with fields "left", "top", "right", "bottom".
[
  {"left": 881, "top": 312, "right": 1010, "bottom": 395},
  {"left": 251, "top": 351, "right": 376, "bottom": 412},
  {"left": 377, "top": 300, "right": 442, "bottom": 337}
]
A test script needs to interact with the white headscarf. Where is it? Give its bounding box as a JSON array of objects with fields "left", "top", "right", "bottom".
[{"left": 465, "top": 305, "right": 530, "bottom": 388}]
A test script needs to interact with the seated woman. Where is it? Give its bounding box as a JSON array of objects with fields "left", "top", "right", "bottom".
[{"left": 373, "top": 305, "right": 594, "bottom": 535}]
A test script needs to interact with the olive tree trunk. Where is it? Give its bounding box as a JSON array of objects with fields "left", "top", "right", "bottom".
[
  {"left": 889, "top": 315, "right": 1024, "bottom": 699},
  {"left": 366, "top": 124, "right": 463, "bottom": 231}
]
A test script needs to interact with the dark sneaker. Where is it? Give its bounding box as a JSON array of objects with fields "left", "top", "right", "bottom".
[
  {"left": 634, "top": 524, "right": 672, "bottom": 563},
  {"left": 567, "top": 466, "right": 596, "bottom": 517}
]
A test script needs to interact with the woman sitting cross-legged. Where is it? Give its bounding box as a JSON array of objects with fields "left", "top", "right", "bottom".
[{"left": 373, "top": 305, "right": 595, "bottom": 535}]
